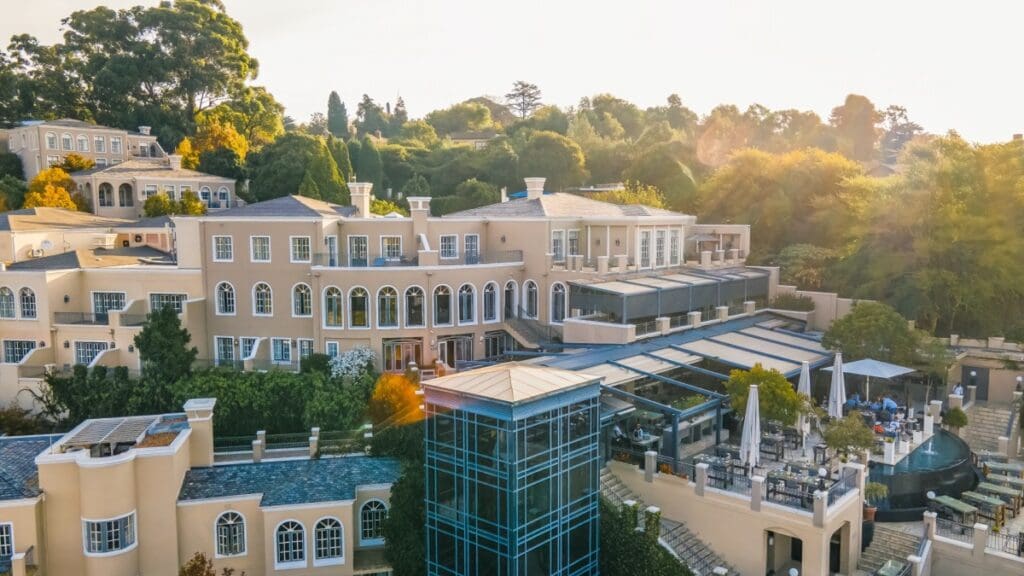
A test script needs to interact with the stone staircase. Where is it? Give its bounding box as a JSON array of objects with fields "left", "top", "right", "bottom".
[
  {"left": 963, "top": 402, "right": 1015, "bottom": 453},
  {"left": 600, "top": 467, "right": 739, "bottom": 576},
  {"left": 856, "top": 524, "right": 921, "bottom": 574}
]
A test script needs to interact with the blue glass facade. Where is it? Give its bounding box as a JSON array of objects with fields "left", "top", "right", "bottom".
[{"left": 424, "top": 385, "right": 601, "bottom": 575}]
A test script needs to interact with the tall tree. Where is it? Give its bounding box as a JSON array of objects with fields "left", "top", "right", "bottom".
[
  {"left": 247, "top": 133, "right": 344, "bottom": 201},
  {"left": 355, "top": 94, "right": 389, "bottom": 136},
  {"left": 389, "top": 96, "right": 408, "bottom": 135},
  {"left": 424, "top": 102, "right": 493, "bottom": 136},
  {"left": 358, "top": 136, "right": 384, "bottom": 193},
  {"left": 306, "top": 112, "right": 328, "bottom": 136},
  {"left": 327, "top": 91, "right": 349, "bottom": 138},
  {"left": 134, "top": 306, "right": 199, "bottom": 387},
  {"left": 880, "top": 105, "right": 923, "bottom": 164},
  {"left": 518, "top": 131, "right": 587, "bottom": 191},
  {"left": 830, "top": 94, "right": 882, "bottom": 162},
  {"left": 327, "top": 136, "right": 353, "bottom": 182},
  {"left": 505, "top": 80, "right": 541, "bottom": 118},
  {"left": 822, "top": 301, "right": 921, "bottom": 364}
]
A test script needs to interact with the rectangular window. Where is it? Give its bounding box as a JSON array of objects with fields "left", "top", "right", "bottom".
[
  {"left": 325, "top": 341, "right": 340, "bottom": 358},
  {"left": 215, "top": 336, "right": 234, "bottom": 365},
  {"left": 290, "top": 236, "right": 311, "bottom": 263},
  {"left": 251, "top": 236, "right": 271, "bottom": 262},
  {"left": 213, "top": 236, "right": 233, "bottom": 262},
  {"left": 440, "top": 235, "right": 458, "bottom": 259},
  {"left": 45, "top": 133, "right": 57, "bottom": 150},
  {"left": 655, "top": 230, "right": 666, "bottom": 267},
  {"left": 271, "top": 338, "right": 291, "bottom": 364},
  {"left": 639, "top": 231, "right": 652, "bottom": 268},
  {"left": 0, "top": 523, "right": 11, "bottom": 560},
  {"left": 46, "top": 155, "right": 60, "bottom": 167},
  {"left": 298, "top": 338, "right": 314, "bottom": 359},
  {"left": 95, "top": 158, "right": 108, "bottom": 167},
  {"left": 3, "top": 340, "right": 36, "bottom": 364},
  {"left": 74, "top": 341, "right": 108, "bottom": 366},
  {"left": 94, "top": 136, "right": 105, "bottom": 153},
  {"left": 165, "top": 185, "right": 176, "bottom": 201},
  {"left": 464, "top": 234, "right": 479, "bottom": 259},
  {"left": 381, "top": 236, "right": 402, "bottom": 260},
  {"left": 348, "top": 236, "right": 368, "bottom": 266},
  {"left": 92, "top": 292, "right": 126, "bottom": 316},
  {"left": 670, "top": 230, "right": 680, "bottom": 265},
  {"left": 325, "top": 235, "right": 338, "bottom": 267},
  {"left": 77, "top": 136, "right": 88, "bottom": 152},
  {"left": 552, "top": 230, "right": 565, "bottom": 262},
  {"left": 110, "top": 137, "right": 122, "bottom": 154},
  {"left": 144, "top": 184, "right": 157, "bottom": 198},
  {"left": 62, "top": 134, "right": 73, "bottom": 151},
  {"left": 83, "top": 513, "right": 135, "bottom": 555},
  {"left": 240, "top": 337, "right": 257, "bottom": 360},
  {"left": 568, "top": 230, "right": 580, "bottom": 256},
  {"left": 149, "top": 293, "right": 186, "bottom": 313}
]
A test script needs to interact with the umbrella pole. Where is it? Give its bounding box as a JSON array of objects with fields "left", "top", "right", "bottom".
[{"left": 865, "top": 376, "right": 870, "bottom": 403}]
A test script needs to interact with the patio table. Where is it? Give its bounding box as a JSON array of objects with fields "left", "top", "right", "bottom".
[
  {"left": 932, "top": 495, "right": 977, "bottom": 525},
  {"left": 961, "top": 491, "right": 1006, "bottom": 529},
  {"left": 766, "top": 470, "right": 820, "bottom": 508},
  {"left": 978, "top": 482, "right": 1022, "bottom": 514},
  {"left": 983, "top": 461, "right": 1024, "bottom": 478}
]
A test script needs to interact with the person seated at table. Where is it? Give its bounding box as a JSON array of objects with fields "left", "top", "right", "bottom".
[
  {"left": 882, "top": 396, "right": 898, "bottom": 412},
  {"left": 632, "top": 423, "right": 649, "bottom": 442},
  {"left": 869, "top": 396, "right": 882, "bottom": 411},
  {"left": 846, "top": 392, "right": 861, "bottom": 409}
]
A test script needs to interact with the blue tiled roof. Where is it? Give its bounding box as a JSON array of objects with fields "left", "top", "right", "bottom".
[
  {"left": 178, "top": 455, "right": 400, "bottom": 507},
  {"left": 0, "top": 435, "right": 62, "bottom": 501}
]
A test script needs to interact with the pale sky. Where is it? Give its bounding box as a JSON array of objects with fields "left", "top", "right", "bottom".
[{"left": 3, "top": 0, "right": 1022, "bottom": 143}]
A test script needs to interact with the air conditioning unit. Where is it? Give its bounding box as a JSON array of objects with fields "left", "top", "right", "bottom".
[{"left": 92, "top": 234, "right": 118, "bottom": 250}]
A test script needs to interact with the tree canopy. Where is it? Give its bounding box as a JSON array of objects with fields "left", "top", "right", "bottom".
[{"left": 724, "top": 364, "right": 805, "bottom": 427}]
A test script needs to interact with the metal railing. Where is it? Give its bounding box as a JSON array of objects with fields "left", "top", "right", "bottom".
[
  {"left": 827, "top": 467, "right": 859, "bottom": 506},
  {"left": 312, "top": 249, "right": 523, "bottom": 268},
  {"left": 987, "top": 529, "right": 1024, "bottom": 556},
  {"left": 634, "top": 319, "right": 660, "bottom": 336},
  {"left": 936, "top": 517, "right": 974, "bottom": 544},
  {"left": 53, "top": 312, "right": 108, "bottom": 325}
]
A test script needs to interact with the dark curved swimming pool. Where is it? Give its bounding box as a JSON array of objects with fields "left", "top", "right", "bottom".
[{"left": 868, "top": 430, "right": 977, "bottom": 522}]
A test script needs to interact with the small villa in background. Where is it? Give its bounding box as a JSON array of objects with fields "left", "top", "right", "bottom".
[{"left": 0, "top": 119, "right": 239, "bottom": 218}]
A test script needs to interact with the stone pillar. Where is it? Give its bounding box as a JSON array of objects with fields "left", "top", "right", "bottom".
[
  {"left": 897, "top": 435, "right": 909, "bottom": 455},
  {"left": 923, "top": 414, "right": 934, "bottom": 435},
  {"left": 729, "top": 248, "right": 740, "bottom": 263},
  {"left": 716, "top": 306, "right": 729, "bottom": 321},
  {"left": 884, "top": 440, "right": 896, "bottom": 464},
  {"left": 183, "top": 398, "right": 217, "bottom": 468},
  {"left": 948, "top": 394, "right": 963, "bottom": 410},
  {"left": 656, "top": 317, "right": 671, "bottom": 335},
  {"left": 743, "top": 300, "right": 756, "bottom": 315},
  {"left": 311, "top": 427, "right": 320, "bottom": 439},
  {"left": 929, "top": 400, "right": 943, "bottom": 419},
  {"left": 972, "top": 523, "right": 988, "bottom": 558},
  {"left": 714, "top": 249, "right": 725, "bottom": 262},
  {"left": 695, "top": 463, "right": 709, "bottom": 496},
  {"left": 309, "top": 435, "right": 319, "bottom": 458},
  {"left": 256, "top": 430, "right": 266, "bottom": 447},
  {"left": 252, "top": 439, "right": 264, "bottom": 463},
  {"left": 644, "top": 451, "right": 657, "bottom": 482},
  {"left": 813, "top": 490, "right": 827, "bottom": 527},
  {"left": 912, "top": 430, "right": 923, "bottom": 445},
  {"left": 597, "top": 255, "right": 609, "bottom": 274},
  {"left": 10, "top": 553, "right": 25, "bottom": 576},
  {"left": 908, "top": 553, "right": 924, "bottom": 576},
  {"left": 700, "top": 250, "right": 711, "bottom": 266},
  {"left": 923, "top": 511, "right": 937, "bottom": 539},
  {"left": 966, "top": 385, "right": 976, "bottom": 406},
  {"left": 949, "top": 334, "right": 959, "bottom": 346},
  {"left": 751, "top": 476, "right": 765, "bottom": 511},
  {"left": 688, "top": 311, "right": 701, "bottom": 328}
]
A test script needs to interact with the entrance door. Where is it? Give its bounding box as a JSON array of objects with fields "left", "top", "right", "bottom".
[
  {"left": 962, "top": 366, "right": 990, "bottom": 401},
  {"left": 438, "top": 335, "right": 473, "bottom": 368},
  {"left": 504, "top": 282, "right": 517, "bottom": 320}
]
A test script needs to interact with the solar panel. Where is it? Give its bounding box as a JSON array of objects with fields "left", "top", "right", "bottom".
[{"left": 65, "top": 416, "right": 159, "bottom": 450}]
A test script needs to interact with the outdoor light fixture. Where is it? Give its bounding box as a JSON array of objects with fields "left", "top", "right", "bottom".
[
  {"left": 596, "top": 238, "right": 601, "bottom": 246},
  {"left": 63, "top": 341, "right": 69, "bottom": 349},
  {"left": 38, "top": 341, "right": 45, "bottom": 348},
  {"left": 128, "top": 345, "right": 135, "bottom": 353},
  {"left": 615, "top": 239, "right": 621, "bottom": 247},
  {"left": 789, "top": 569, "right": 799, "bottom": 576},
  {"left": 767, "top": 535, "right": 774, "bottom": 546},
  {"left": 500, "top": 235, "right": 506, "bottom": 243},
  {"left": 970, "top": 370, "right": 977, "bottom": 377},
  {"left": 63, "top": 295, "right": 70, "bottom": 303}
]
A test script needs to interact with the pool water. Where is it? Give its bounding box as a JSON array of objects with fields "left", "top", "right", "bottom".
[{"left": 868, "top": 430, "right": 977, "bottom": 522}]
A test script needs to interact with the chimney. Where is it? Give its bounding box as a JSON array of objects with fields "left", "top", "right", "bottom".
[
  {"left": 183, "top": 398, "right": 216, "bottom": 467},
  {"left": 500, "top": 186, "right": 508, "bottom": 203},
  {"left": 167, "top": 154, "right": 183, "bottom": 171},
  {"left": 524, "top": 177, "right": 546, "bottom": 200},
  {"left": 138, "top": 125, "right": 151, "bottom": 135},
  {"left": 350, "top": 182, "right": 373, "bottom": 217}
]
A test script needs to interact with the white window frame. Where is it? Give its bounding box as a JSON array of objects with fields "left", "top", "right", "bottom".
[
  {"left": 348, "top": 286, "right": 371, "bottom": 329},
  {"left": 74, "top": 341, "right": 108, "bottom": 366},
  {"left": 298, "top": 338, "right": 314, "bottom": 360},
  {"left": 76, "top": 134, "right": 89, "bottom": 152},
  {"left": 325, "top": 340, "right": 340, "bottom": 358},
  {"left": 376, "top": 286, "right": 399, "bottom": 329},
  {"left": 110, "top": 136, "right": 122, "bottom": 154},
  {"left": 165, "top": 185, "right": 177, "bottom": 201},
  {"left": 380, "top": 235, "right": 402, "bottom": 261},
  {"left": 439, "top": 234, "right": 458, "bottom": 259},
  {"left": 61, "top": 133, "right": 73, "bottom": 151},
  {"left": 457, "top": 283, "right": 476, "bottom": 326},
  {"left": 3, "top": 340, "right": 36, "bottom": 364},
  {"left": 271, "top": 338, "right": 292, "bottom": 365},
  {"left": 347, "top": 235, "right": 368, "bottom": 266},
  {"left": 0, "top": 522, "right": 12, "bottom": 560},
  {"left": 250, "top": 236, "right": 271, "bottom": 263},
  {"left": 45, "top": 132, "right": 57, "bottom": 150},
  {"left": 312, "top": 516, "right": 345, "bottom": 567},
  {"left": 215, "top": 281, "right": 236, "bottom": 316},
  {"left": 95, "top": 158, "right": 108, "bottom": 167},
  {"left": 639, "top": 230, "right": 652, "bottom": 269},
  {"left": 655, "top": 229, "right": 667, "bottom": 268},
  {"left": 404, "top": 285, "right": 426, "bottom": 328},
  {"left": 464, "top": 234, "right": 480, "bottom": 259},
  {"left": 325, "top": 235, "right": 339, "bottom": 267},
  {"left": 292, "top": 283, "right": 313, "bottom": 318},
  {"left": 323, "top": 286, "right": 344, "bottom": 329},
  {"left": 670, "top": 229, "right": 681, "bottom": 266},
  {"left": 82, "top": 511, "right": 137, "bottom": 557},
  {"left": 148, "top": 292, "right": 187, "bottom": 314},
  {"left": 359, "top": 499, "right": 388, "bottom": 546},
  {"left": 551, "top": 230, "right": 565, "bottom": 262},
  {"left": 90, "top": 291, "right": 126, "bottom": 315},
  {"left": 482, "top": 282, "right": 499, "bottom": 324},
  {"left": 240, "top": 337, "right": 257, "bottom": 360},
  {"left": 212, "top": 235, "right": 233, "bottom": 262},
  {"left": 144, "top": 184, "right": 157, "bottom": 199},
  {"left": 94, "top": 136, "right": 105, "bottom": 153},
  {"left": 273, "top": 519, "right": 306, "bottom": 570},
  {"left": 550, "top": 282, "right": 567, "bottom": 324},
  {"left": 523, "top": 280, "right": 539, "bottom": 319},
  {"left": 568, "top": 229, "right": 580, "bottom": 257},
  {"left": 214, "top": 511, "right": 246, "bottom": 559},
  {"left": 433, "top": 284, "right": 453, "bottom": 327},
  {"left": 252, "top": 282, "right": 273, "bottom": 317},
  {"left": 289, "top": 236, "right": 312, "bottom": 263},
  {"left": 214, "top": 336, "right": 235, "bottom": 366},
  {"left": 18, "top": 287, "right": 36, "bottom": 319}
]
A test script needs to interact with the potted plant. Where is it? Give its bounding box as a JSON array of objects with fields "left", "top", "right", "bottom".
[
  {"left": 863, "top": 482, "right": 888, "bottom": 522},
  {"left": 944, "top": 406, "right": 968, "bottom": 435}
]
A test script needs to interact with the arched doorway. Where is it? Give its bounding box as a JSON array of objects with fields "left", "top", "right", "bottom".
[
  {"left": 503, "top": 280, "right": 517, "bottom": 320},
  {"left": 118, "top": 183, "right": 134, "bottom": 207}
]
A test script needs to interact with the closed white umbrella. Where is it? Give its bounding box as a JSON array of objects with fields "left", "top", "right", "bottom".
[
  {"left": 827, "top": 353, "right": 847, "bottom": 419},
  {"left": 796, "top": 361, "right": 812, "bottom": 454},
  {"left": 739, "top": 384, "right": 761, "bottom": 476}
]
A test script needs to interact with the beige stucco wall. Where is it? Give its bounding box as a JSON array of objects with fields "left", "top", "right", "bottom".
[
  {"left": 4, "top": 124, "right": 155, "bottom": 180},
  {"left": 930, "top": 536, "right": 1024, "bottom": 576},
  {"left": 946, "top": 355, "right": 1023, "bottom": 405},
  {"left": 0, "top": 498, "right": 44, "bottom": 567}
]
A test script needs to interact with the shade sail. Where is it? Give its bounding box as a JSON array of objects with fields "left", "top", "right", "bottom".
[{"left": 821, "top": 358, "right": 915, "bottom": 380}]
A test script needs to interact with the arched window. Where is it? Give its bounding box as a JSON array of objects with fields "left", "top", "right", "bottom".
[
  {"left": 504, "top": 280, "right": 517, "bottom": 320},
  {"left": 524, "top": 281, "right": 538, "bottom": 319},
  {"left": 19, "top": 288, "right": 36, "bottom": 319},
  {"left": 61, "top": 133, "right": 73, "bottom": 151},
  {"left": 360, "top": 500, "right": 388, "bottom": 544},
  {"left": 45, "top": 132, "right": 57, "bottom": 150},
  {"left": 200, "top": 186, "right": 212, "bottom": 204},
  {"left": 378, "top": 286, "right": 398, "bottom": 327},
  {"left": 215, "top": 511, "right": 245, "bottom": 557},
  {"left": 350, "top": 287, "right": 369, "bottom": 328},
  {"left": 216, "top": 282, "right": 235, "bottom": 315},
  {"left": 324, "top": 287, "right": 343, "bottom": 327},
  {"left": 275, "top": 520, "right": 305, "bottom": 567},
  {"left": 458, "top": 284, "right": 475, "bottom": 324},
  {"left": 0, "top": 288, "right": 14, "bottom": 318},
  {"left": 118, "top": 183, "right": 133, "bottom": 207},
  {"left": 433, "top": 286, "right": 452, "bottom": 326},
  {"left": 292, "top": 284, "right": 312, "bottom": 317},
  {"left": 217, "top": 186, "right": 230, "bottom": 202},
  {"left": 405, "top": 287, "right": 424, "bottom": 327},
  {"left": 98, "top": 183, "right": 114, "bottom": 207},
  {"left": 76, "top": 134, "right": 88, "bottom": 152},
  {"left": 483, "top": 282, "right": 498, "bottom": 322},
  {"left": 253, "top": 282, "right": 273, "bottom": 316},
  {"left": 314, "top": 517, "right": 344, "bottom": 564},
  {"left": 551, "top": 282, "right": 566, "bottom": 323}
]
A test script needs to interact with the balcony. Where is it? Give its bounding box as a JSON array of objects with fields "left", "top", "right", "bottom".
[
  {"left": 312, "top": 250, "right": 523, "bottom": 268},
  {"left": 53, "top": 312, "right": 109, "bottom": 325}
]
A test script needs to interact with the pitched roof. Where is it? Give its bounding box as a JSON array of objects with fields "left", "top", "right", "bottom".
[
  {"left": 116, "top": 215, "right": 175, "bottom": 229},
  {"left": 0, "top": 435, "right": 62, "bottom": 501},
  {"left": 74, "top": 158, "right": 232, "bottom": 183},
  {"left": 7, "top": 246, "right": 173, "bottom": 271},
  {"left": 0, "top": 207, "right": 133, "bottom": 232},
  {"left": 178, "top": 455, "right": 400, "bottom": 506},
  {"left": 423, "top": 362, "right": 600, "bottom": 404},
  {"left": 443, "top": 192, "right": 688, "bottom": 219},
  {"left": 204, "top": 195, "right": 356, "bottom": 219}
]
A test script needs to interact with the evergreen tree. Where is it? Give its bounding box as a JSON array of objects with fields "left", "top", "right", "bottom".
[
  {"left": 358, "top": 136, "right": 383, "bottom": 192},
  {"left": 400, "top": 173, "right": 430, "bottom": 198},
  {"left": 297, "top": 170, "right": 321, "bottom": 199},
  {"left": 347, "top": 137, "right": 362, "bottom": 177},
  {"left": 327, "top": 91, "right": 349, "bottom": 138},
  {"left": 389, "top": 96, "right": 408, "bottom": 136},
  {"left": 134, "top": 306, "right": 198, "bottom": 387},
  {"left": 327, "top": 136, "right": 353, "bottom": 182},
  {"left": 306, "top": 142, "right": 348, "bottom": 203}
]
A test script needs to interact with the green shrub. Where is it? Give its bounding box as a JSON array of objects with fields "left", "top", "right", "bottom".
[{"left": 769, "top": 293, "right": 816, "bottom": 312}]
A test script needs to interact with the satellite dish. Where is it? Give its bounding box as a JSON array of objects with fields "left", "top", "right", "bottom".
[{"left": 40, "top": 240, "right": 53, "bottom": 251}]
